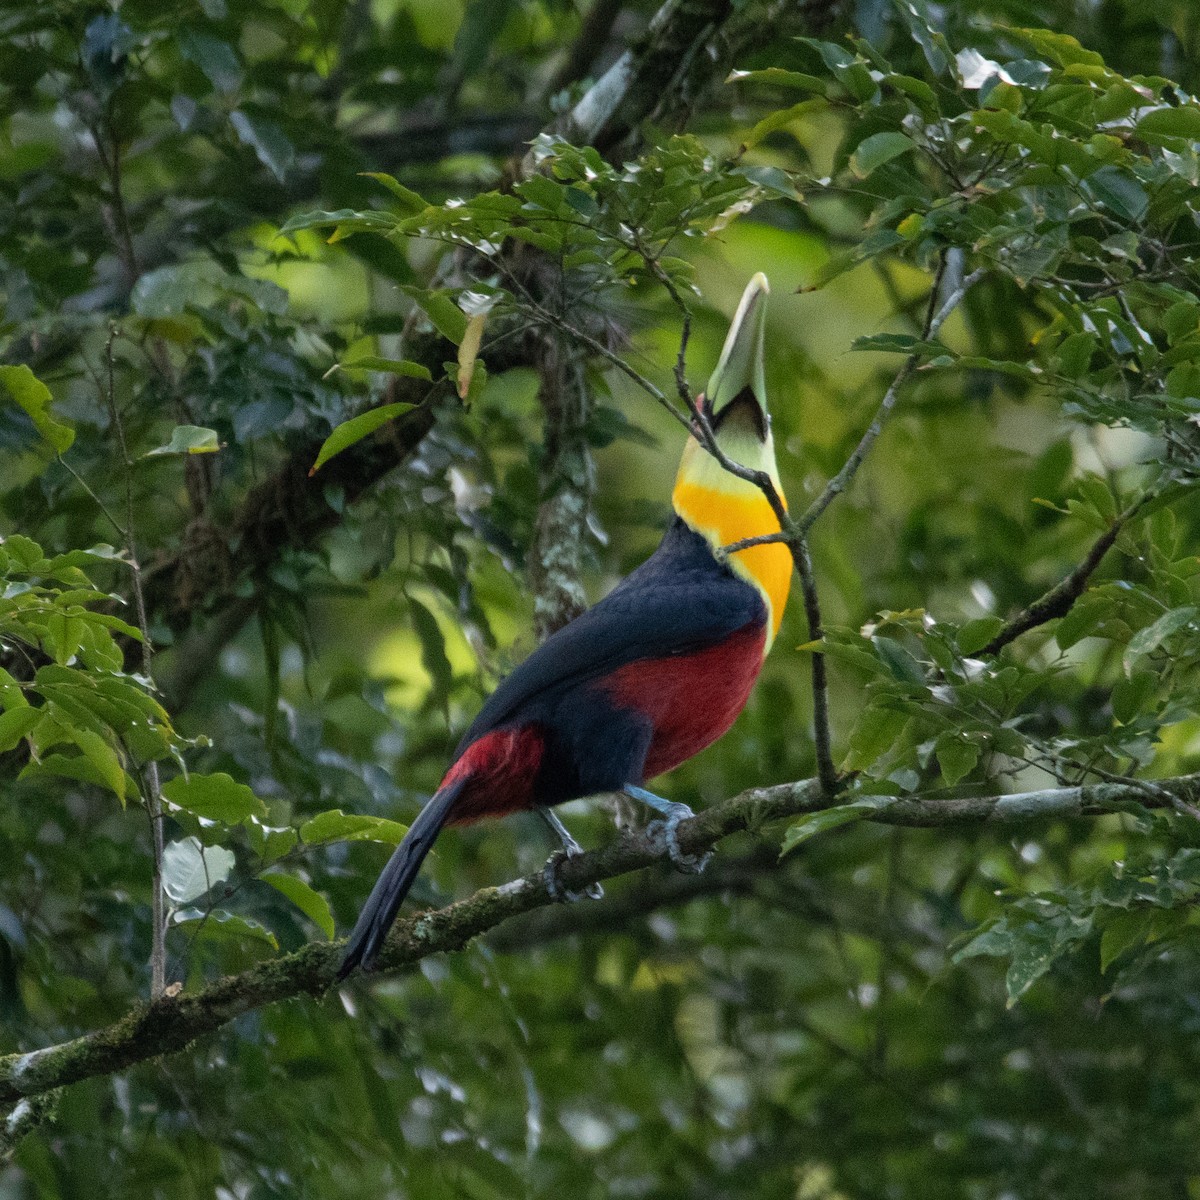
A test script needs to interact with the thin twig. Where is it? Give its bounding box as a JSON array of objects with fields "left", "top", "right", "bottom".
[
  {"left": 101, "top": 327, "right": 167, "bottom": 1000},
  {"left": 797, "top": 262, "right": 987, "bottom": 535},
  {"left": 91, "top": 117, "right": 140, "bottom": 288},
  {"left": 632, "top": 230, "right": 695, "bottom": 408},
  {"left": 981, "top": 494, "right": 1153, "bottom": 657},
  {"left": 719, "top": 529, "right": 791, "bottom": 555},
  {"left": 795, "top": 536, "right": 838, "bottom": 794}
]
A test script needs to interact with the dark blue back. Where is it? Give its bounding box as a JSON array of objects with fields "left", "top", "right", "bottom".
[{"left": 453, "top": 519, "right": 765, "bottom": 798}]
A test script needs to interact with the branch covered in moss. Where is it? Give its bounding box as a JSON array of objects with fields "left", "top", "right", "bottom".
[
  {"left": 529, "top": 332, "right": 594, "bottom": 640},
  {"left": 2, "top": 770, "right": 1195, "bottom": 1108}
]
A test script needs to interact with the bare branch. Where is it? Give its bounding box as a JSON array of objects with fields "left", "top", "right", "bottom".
[
  {"left": 982, "top": 494, "right": 1153, "bottom": 657},
  {"left": 798, "top": 264, "right": 988, "bottom": 535},
  {"left": 795, "top": 537, "right": 838, "bottom": 794},
  {"left": 100, "top": 328, "right": 167, "bottom": 1000}
]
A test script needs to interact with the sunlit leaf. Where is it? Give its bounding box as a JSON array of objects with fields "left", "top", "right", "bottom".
[
  {"left": 262, "top": 871, "right": 335, "bottom": 938},
  {"left": 781, "top": 795, "right": 896, "bottom": 855},
  {"left": 163, "top": 772, "right": 267, "bottom": 824},
  {"left": 299, "top": 810, "right": 408, "bottom": 846},
  {"left": 309, "top": 403, "right": 417, "bottom": 475},
  {"left": 0, "top": 365, "right": 74, "bottom": 452},
  {"left": 143, "top": 425, "right": 221, "bottom": 457},
  {"left": 163, "top": 837, "right": 236, "bottom": 905}
]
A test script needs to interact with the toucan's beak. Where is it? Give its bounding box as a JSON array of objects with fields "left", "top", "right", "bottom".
[{"left": 704, "top": 272, "right": 769, "bottom": 440}]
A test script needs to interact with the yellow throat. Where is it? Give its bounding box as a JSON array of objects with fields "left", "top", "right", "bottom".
[{"left": 671, "top": 274, "right": 791, "bottom": 648}]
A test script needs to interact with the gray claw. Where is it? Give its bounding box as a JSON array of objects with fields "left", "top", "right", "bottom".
[
  {"left": 647, "top": 803, "right": 711, "bottom": 874},
  {"left": 543, "top": 849, "right": 604, "bottom": 903}
]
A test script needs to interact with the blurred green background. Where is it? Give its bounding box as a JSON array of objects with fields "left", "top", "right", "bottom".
[{"left": 4, "top": 0, "right": 1200, "bottom": 1196}]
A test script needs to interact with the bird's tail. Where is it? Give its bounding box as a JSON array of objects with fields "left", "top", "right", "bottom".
[{"left": 336, "top": 778, "right": 466, "bottom": 979}]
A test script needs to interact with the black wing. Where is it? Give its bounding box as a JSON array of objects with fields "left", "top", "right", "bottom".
[{"left": 455, "top": 519, "right": 765, "bottom": 755}]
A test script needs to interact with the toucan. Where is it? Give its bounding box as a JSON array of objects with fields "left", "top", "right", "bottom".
[{"left": 338, "top": 273, "right": 790, "bottom": 977}]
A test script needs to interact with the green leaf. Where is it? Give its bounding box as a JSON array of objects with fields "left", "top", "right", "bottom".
[
  {"left": 72, "top": 729, "right": 126, "bottom": 803},
  {"left": 143, "top": 425, "right": 221, "bottom": 457},
  {"left": 359, "top": 173, "right": 428, "bottom": 214},
  {"left": 849, "top": 132, "right": 914, "bottom": 179},
  {"left": 409, "top": 595, "right": 453, "bottom": 702},
  {"left": 1004, "top": 26, "right": 1104, "bottom": 68},
  {"left": 742, "top": 101, "right": 827, "bottom": 149},
  {"left": 0, "top": 667, "right": 27, "bottom": 711},
  {"left": 398, "top": 287, "right": 469, "bottom": 344},
  {"left": 46, "top": 612, "right": 86, "bottom": 665},
  {"left": 726, "top": 68, "right": 826, "bottom": 93},
  {"left": 1099, "top": 910, "right": 1153, "bottom": 973},
  {"left": 299, "top": 809, "right": 408, "bottom": 846},
  {"left": 781, "top": 796, "right": 896, "bottom": 856},
  {"left": 957, "top": 617, "right": 1004, "bottom": 655},
  {"left": 230, "top": 110, "right": 294, "bottom": 182},
  {"left": 851, "top": 333, "right": 947, "bottom": 357},
  {"left": 1124, "top": 606, "right": 1197, "bottom": 673},
  {"left": 0, "top": 533, "right": 46, "bottom": 568},
  {"left": 1002, "top": 925, "right": 1078, "bottom": 1006},
  {"left": 892, "top": 0, "right": 950, "bottom": 76},
  {"left": 262, "top": 871, "right": 335, "bottom": 939},
  {"left": 1055, "top": 596, "right": 1112, "bottom": 650},
  {"left": 1134, "top": 105, "right": 1200, "bottom": 142},
  {"left": 20, "top": 752, "right": 135, "bottom": 796},
  {"left": 844, "top": 704, "right": 908, "bottom": 770},
  {"left": 278, "top": 209, "right": 382, "bottom": 235},
  {"left": 173, "top": 907, "right": 278, "bottom": 949},
  {"left": 0, "top": 706, "right": 40, "bottom": 752},
  {"left": 309, "top": 403, "right": 417, "bottom": 475},
  {"left": 1112, "top": 671, "right": 1156, "bottom": 724},
  {"left": 327, "top": 356, "right": 433, "bottom": 381},
  {"left": 163, "top": 836, "right": 235, "bottom": 905},
  {"left": 801, "top": 38, "right": 877, "bottom": 102},
  {"left": 178, "top": 28, "right": 241, "bottom": 92},
  {"left": 955, "top": 911, "right": 1092, "bottom": 1006},
  {"left": 1055, "top": 331, "right": 1098, "bottom": 379},
  {"left": 246, "top": 821, "right": 299, "bottom": 866},
  {"left": 871, "top": 636, "right": 925, "bottom": 684},
  {"left": 1083, "top": 166, "right": 1147, "bottom": 221},
  {"left": 0, "top": 364, "right": 74, "bottom": 452},
  {"left": 162, "top": 772, "right": 267, "bottom": 825},
  {"left": 936, "top": 735, "right": 980, "bottom": 786}
]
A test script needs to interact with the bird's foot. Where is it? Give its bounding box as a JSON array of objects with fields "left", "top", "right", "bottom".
[
  {"left": 542, "top": 850, "right": 604, "bottom": 903},
  {"left": 645, "top": 802, "right": 711, "bottom": 874},
  {"left": 537, "top": 807, "right": 603, "bottom": 903}
]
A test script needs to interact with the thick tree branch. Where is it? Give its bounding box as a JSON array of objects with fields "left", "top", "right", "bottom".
[
  {"left": 529, "top": 332, "right": 594, "bottom": 639},
  {"left": 554, "top": 0, "right": 732, "bottom": 151},
  {"left": 2, "top": 770, "right": 1195, "bottom": 1107},
  {"left": 544, "top": 0, "right": 626, "bottom": 99},
  {"left": 488, "top": 844, "right": 777, "bottom": 950}
]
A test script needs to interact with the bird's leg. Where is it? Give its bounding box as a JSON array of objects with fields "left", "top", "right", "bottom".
[
  {"left": 622, "top": 785, "right": 711, "bottom": 874},
  {"left": 538, "top": 808, "right": 604, "bottom": 903}
]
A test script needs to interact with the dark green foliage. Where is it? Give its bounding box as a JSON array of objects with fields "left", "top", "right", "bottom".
[{"left": 4, "top": 0, "right": 1200, "bottom": 1196}]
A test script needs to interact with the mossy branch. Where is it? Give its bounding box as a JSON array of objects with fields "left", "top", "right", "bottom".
[{"left": 2, "top": 771, "right": 1197, "bottom": 1108}]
